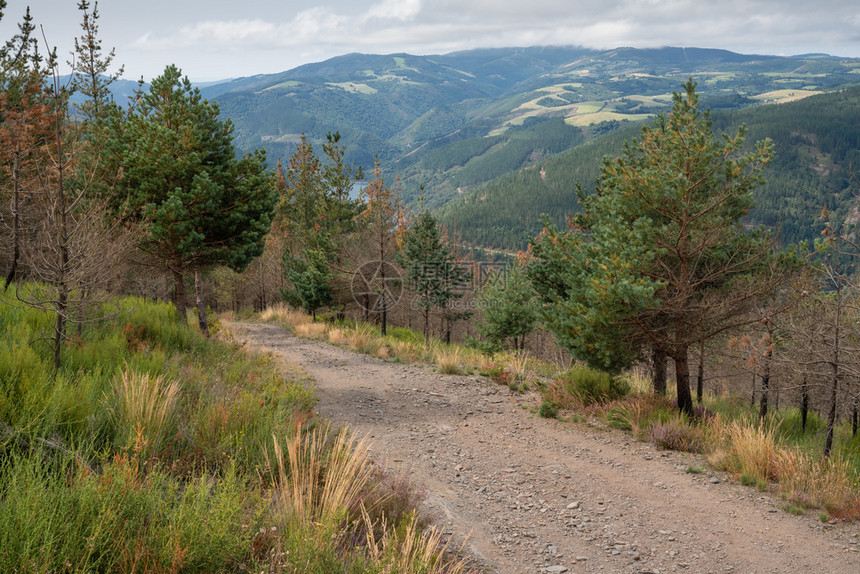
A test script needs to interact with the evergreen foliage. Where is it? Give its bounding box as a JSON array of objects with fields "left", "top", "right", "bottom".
[
  {"left": 476, "top": 260, "right": 539, "bottom": 351},
  {"left": 529, "top": 80, "right": 786, "bottom": 415},
  {"left": 104, "top": 65, "right": 276, "bottom": 320},
  {"left": 397, "top": 210, "right": 468, "bottom": 345},
  {"left": 278, "top": 133, "right": 363, "bottom": 319}
]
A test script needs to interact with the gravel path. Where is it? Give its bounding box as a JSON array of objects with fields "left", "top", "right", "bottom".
[{"left": 233, "top": 321, "right": 860, "bottom": 574}]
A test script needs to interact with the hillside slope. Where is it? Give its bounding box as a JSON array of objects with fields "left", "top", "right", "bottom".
[
  {"left": 205, "top": 46, "right": 860, "bottom": 191},
  {"left": 439, "top": 87, "right": 860, "bottom": 250}
]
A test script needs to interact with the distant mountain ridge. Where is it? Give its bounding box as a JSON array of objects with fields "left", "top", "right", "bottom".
[
  {"left": 94, "top": 45, "right": 860, "bottom": 250},
  {"left": 195, "top": 45, "right": 858, "bottom": 173}
]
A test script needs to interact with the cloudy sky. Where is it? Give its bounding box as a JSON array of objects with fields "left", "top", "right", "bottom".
[{"left": 2, "top": 0, "right": 859, "bottom": 82}]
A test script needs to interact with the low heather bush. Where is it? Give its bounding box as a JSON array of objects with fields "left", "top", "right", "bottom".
[{"left": 648, "top": 420, "right": 705, "bottom": 453}]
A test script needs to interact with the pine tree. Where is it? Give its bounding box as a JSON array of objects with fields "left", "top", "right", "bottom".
[
  {"left": 69, "top": 0, "right": 122, "bottom": 123},
  {"left": 477, "top": 258, "right": 538, "bottom": 351},
  {"left": 530, "top": 80, "right": 787, "bottom": 416},
  {"left": 277, "top": 133, "right": 363, "bottom": 319},
  {"left": 398, "top": 211, "right": 452, "bottom": 345},
  {"left": 106, "top": 65, "right": 276, "bottom": 324}
]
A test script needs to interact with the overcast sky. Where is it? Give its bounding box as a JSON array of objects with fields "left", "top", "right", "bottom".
[{"left": 2, "top": 0, "right": 859, "bottom": 82}]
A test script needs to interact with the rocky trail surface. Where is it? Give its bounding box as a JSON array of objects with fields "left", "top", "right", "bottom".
[{"left": 233, "top": 321, "right": 859, "bottom": 574}]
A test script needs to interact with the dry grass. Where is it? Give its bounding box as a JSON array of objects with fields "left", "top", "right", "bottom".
[
  {"left": 261, "top": 303, "right": 314, "bottom": 332},
  {"left": 706, "top": 418, "right": 780, "bottom": 482},
  {"left": 294, "top": 322, "right": 328, "bottom": 339},
  {"left": 347, "top": 324, "right": 381, "bottom": 355},
  {"left": 268, "top": 427, "right": 373, "bottom": 528},
  {"left": 775, "top": 450, "right": 858, "bottom": 511},
  {"left": 609, "top": 394, "right": 671, "bottom": 436},
  {"left": 625, "top": 365, "right": 653, "bottom": 395},
  {"left": 266, "top": 427, "right": 475, "bottom": 572},
  {"left": 327, "top": 327, "right": 350, "bottom": 346},
  {"left": 112, "top": 366, "right": 180, "bottom": 460},
  {"left": 434, "top": 345, "right": 468, "bottom": 375},
  {"left": 499, "top": 351, "right": 530, "bottom": 383},
  {"left": 361, "top": 508, "right": 473, "bottom": 573},
  {"left": 388, "top": 340, "right": 422, "bottom": 363},
  {"left": 704, "top": 416, "right": 860, "bottom": 513}
]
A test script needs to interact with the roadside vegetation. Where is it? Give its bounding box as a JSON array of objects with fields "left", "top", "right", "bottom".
[
  {"left": 0, "top": 291, "right": 474, "bottom": 573},
  {"left": 259, "top": 303, "right": 860, "bottom": 522}
]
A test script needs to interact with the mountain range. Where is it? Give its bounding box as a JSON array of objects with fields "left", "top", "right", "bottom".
[{"left": 116, "top": 45, "right": 860, "bottom": 250}]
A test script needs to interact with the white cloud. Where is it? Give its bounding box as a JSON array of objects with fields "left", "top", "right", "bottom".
[
  {"left": 24, "top": 0, "right": 856, "bottom": 81},
  {"left": 364, "top": 0, "right": 422, "bottom": 22},
  {"left": 132, "top": 8, "right": 350, "bottom": 51}
]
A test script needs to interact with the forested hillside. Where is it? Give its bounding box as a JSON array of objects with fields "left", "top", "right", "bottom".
[
  {"left": 206, "top": 46, "right": 860, "bottom": 210},
  {"left": 439, "top": 87, "right": 860, "bottom": 249}
]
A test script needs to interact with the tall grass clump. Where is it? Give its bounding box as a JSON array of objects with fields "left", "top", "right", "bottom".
[
  {"left": 265, "top": 427, "right": 474, "bottom": 573},
  {"left": 606, "top": 394, "right": 675, "bottom": 436},
  {"left": 110, "top": 366, "right": 180, "bottom": 461},
  {"left": 434, "top": 344, "right": 469, "bottom": 375}
]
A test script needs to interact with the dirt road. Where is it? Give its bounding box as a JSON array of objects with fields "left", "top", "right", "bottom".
[{"left": 233, "top": 321, "right": 859, "bottom": 574}]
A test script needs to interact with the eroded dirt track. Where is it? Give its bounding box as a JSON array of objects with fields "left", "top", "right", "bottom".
[{"left": 233, "top": 321, "right": 859, "bottom": 574}]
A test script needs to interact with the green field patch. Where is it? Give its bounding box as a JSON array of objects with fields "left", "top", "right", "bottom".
[
  {"left": 753, "top": 89, "right": 823, "bottom": 103},
  {"left": 262, "top": 80, "right": 302, "bottom": 91},
  {"left": 327, "top": 81, "right": 378, "bottom": 94},
  {"left": 565, "top": 111, "right": 652, "bottom": 126},
  {"left": 574, "top": 101, "right": 605, "bottom": 114},
  {"left": 375, "top": 74, "right": 423, "bottom": 85},
  {"left": 393, "top": 56, "right": 413, "bottom": 70},
  {"left": 622, "top": 94, "right": 673, "bottom": 105}
]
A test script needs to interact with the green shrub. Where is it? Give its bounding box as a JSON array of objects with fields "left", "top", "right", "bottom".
[
  {"left": 554, "top": 365, "right": 630, "bottom": 406},
  {"left": 539, "top": 401, "right": 560, "bottom": 419}
]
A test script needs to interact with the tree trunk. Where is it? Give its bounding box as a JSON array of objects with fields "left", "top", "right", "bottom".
[
  {"left": 824, "top": 283, "right": 842, "bottom": 458},
  {"left": 651, "top": 347, "right": 667, "bottom": 396},
  {"left": 750, "top": 370, "right": 757, "bottom": 407},
  {"left": 53, "top": 283, "right": 67, "bottom": 372},
  {"left": 824, "top": 358, "right": 838, "bottom": 457},
  {"left": 853, "top": 399, "right": 858, "bottom": 438},
  {"left": 759, "top": 368, "right": 769, "bottom": 420},
  {"left": 380, "top": 293, "right": 387, "bottom": 336},
  {"left": 4, "top": 146, "right": 21, "bottom": 291},
  {"left": 696, "top": 339, "right": 705, "bottom": 404},
  {"left": 52, "top": 127, "right": 69, "bottom": 372},
  {"left": 774, "top": 381, "right": 779, "bottom": 411},
  {"left": 674, "top": 351, "right": 694, "bottom": 417},
  {"left": 798, "top": 377, "right": 808, "bottom": 431},
  {"left": 423, "top": 308, "right": 430, "bottom": 347},
  {"left": 173, "top": 268, "right": 187, "bottom": 324},
  {"left": 195, "top": 268, "right": 209, "bottom": 337}
]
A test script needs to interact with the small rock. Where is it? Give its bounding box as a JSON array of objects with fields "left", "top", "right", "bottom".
[
  {"left": 709, "top": 477, "right": 720, "bottom": 484},
  {"left": 575, "top": 556, "right": 589, "bottom": 561},
  {"left": 544, "top": 567, "right": 568, "bottom": 574},
  {"left": 566, "top": 501, "right": 581, "bottom": 510}
]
